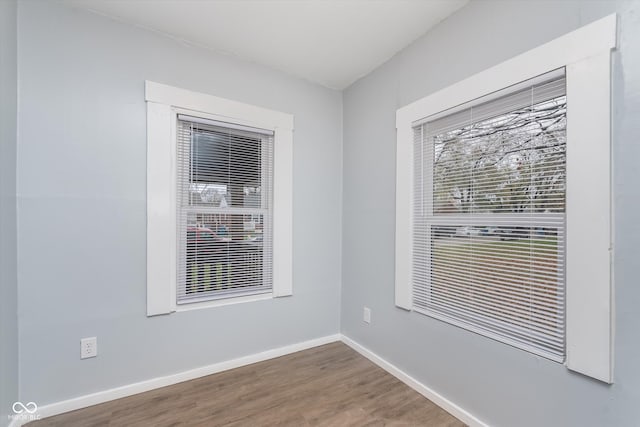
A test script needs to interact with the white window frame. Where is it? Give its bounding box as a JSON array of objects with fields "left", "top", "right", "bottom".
[
  {"left": 146, "top": 81, "right": 294, "bottom": 316},
  {"left": 395, "top": 14, "right": 616, "bottom": 383}
]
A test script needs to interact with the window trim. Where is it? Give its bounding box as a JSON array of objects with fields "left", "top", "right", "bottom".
[
  {"left": 146, "top": 81, "right": 294, "bottom": 316},
  {"left": 395, "top": 14, "right": 616, "bottom": 383}
]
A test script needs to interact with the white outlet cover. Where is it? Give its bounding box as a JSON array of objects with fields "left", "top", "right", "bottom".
[
  {"left": 363, "top": 307, "right": 371, "bottom": 324},
  {"left": 80, "top": 337, "right": 97, "bottom": 359}
]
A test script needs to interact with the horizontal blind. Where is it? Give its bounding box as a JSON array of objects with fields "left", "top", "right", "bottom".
[
  {"left": 176, "top": 117, "right": 274, "bottom": 304},
  {"left": 413, "top": 70, "right": 567, "bottom": 361}
]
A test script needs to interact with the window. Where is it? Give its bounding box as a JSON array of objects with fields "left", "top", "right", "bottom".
[
  {"left": 176, "top": 116, "right": 274, "bottom": 304},
  {"left": 395, "top": 15, "right": 616, "bottom": 382},
  {"left": 146, "top": 82, "right": 293, "bottom": 314},
  {"left": 413, "top": 71, "right": 567, "bottom": 361}
]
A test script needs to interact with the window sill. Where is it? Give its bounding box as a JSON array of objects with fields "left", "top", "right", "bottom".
[{"left": 173, "top": 292, "right": 273, "bottom": 313}]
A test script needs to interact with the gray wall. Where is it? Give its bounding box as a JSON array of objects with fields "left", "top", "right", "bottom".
[
  {"left": 0, "top": 0, "right": 19, "bottom": 424},
  {"left": 342, "top": 1, "right": 640, "bottom": 426},
  {"left": 16, "top": 0, "right": 342, "bottom": 405}
]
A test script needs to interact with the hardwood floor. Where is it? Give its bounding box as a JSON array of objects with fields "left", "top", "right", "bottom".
[{"left": 29, "top": 342, "right": 465, "bottom": 427}]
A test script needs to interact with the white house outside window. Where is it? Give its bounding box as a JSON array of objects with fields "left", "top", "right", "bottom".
[{"left": 176, "top": 116, "right": 275, "bottom": 304}]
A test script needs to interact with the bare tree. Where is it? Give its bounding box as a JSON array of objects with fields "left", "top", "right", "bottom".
[{"left": 432, "top": 96, "right": 567, "bottom": 216}]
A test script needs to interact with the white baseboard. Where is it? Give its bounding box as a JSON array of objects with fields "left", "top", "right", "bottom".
[
  {"left": 340, "top": 335, "right": 489, "bottom": 427},
  {"left": 22, "top": 334, "right": 340, "bottom": 426},
  {"left": 15, "top": 333, "right": 486, "bottom": 427}
]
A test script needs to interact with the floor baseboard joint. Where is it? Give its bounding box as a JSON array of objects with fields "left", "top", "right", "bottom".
[{"left": 339, "top": 334, "right": 489, "bottom": 427}]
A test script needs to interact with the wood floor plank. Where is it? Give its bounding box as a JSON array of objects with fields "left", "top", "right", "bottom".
[{"left": 28, "top": 342, "right": 465, "bottom": 427}]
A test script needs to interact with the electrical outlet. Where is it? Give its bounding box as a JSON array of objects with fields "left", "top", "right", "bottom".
[
  {"left": 80, "top": 337, "right": 97, "bottom": 359},
  {"left": 363, "top": 307, "right": 371, "bottom": 324}
]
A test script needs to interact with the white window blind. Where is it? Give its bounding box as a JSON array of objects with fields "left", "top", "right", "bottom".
[
  {"left": 412, "top": 71, "right": 567, "bottom": 361},
  {"left": 176, "top": 115, "right": 274, "bottom": 304}
]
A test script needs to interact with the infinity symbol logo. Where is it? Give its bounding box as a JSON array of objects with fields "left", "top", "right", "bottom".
[{"left": 12, "top": 401, "right": 38, "bottom": 414}]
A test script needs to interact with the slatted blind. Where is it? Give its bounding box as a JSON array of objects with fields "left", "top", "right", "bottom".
[
  {"left": 412, "top": 70, "right": 567, "bottom": 361},
  {"left": 176, "top": 115, "right": 274, "bottom": 304}
]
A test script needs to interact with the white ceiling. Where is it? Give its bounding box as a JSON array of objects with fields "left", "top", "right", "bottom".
[{"left": 65, "top": 0, "right": 468, "bottom": 90}]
